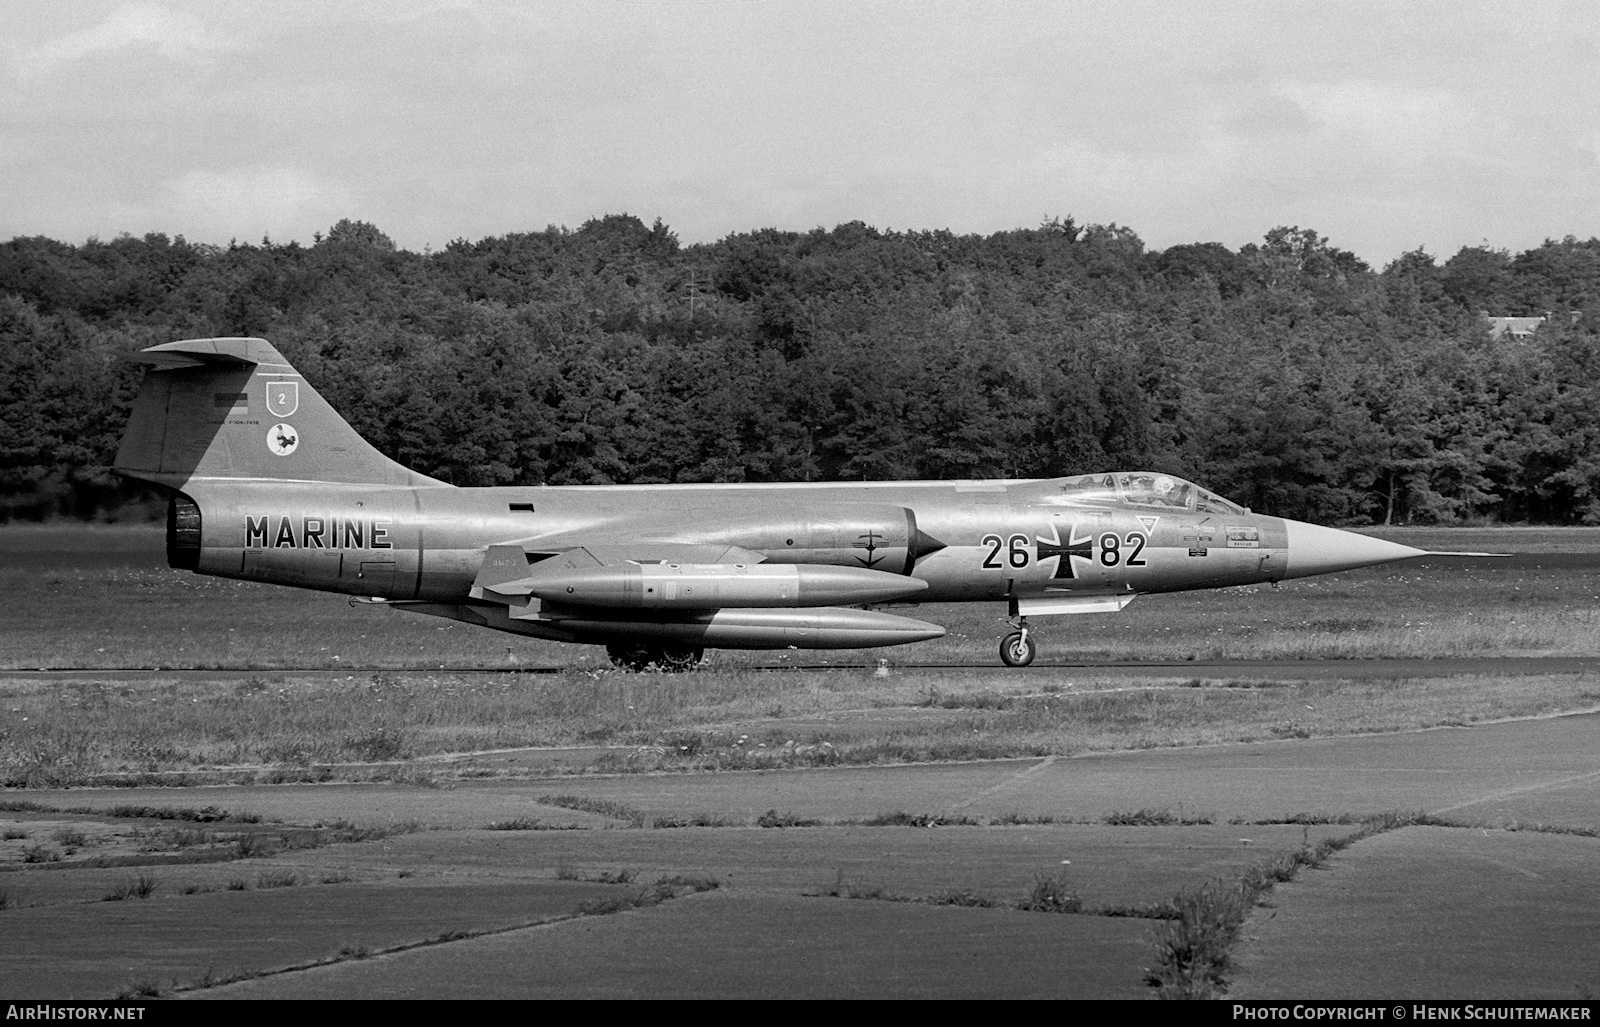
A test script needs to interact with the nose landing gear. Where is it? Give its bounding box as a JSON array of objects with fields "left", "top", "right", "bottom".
[{"left": 999, "top": 617, "right": 1036, "bottom": 667}]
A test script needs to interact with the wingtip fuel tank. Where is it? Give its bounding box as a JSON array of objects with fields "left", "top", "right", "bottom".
[{"left": 536, "top": 604, "right": 947, "bottom": 649}]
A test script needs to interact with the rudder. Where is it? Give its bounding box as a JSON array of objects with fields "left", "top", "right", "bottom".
[{"left": 114, "top": 337, "right": 443, "bottom": 488}]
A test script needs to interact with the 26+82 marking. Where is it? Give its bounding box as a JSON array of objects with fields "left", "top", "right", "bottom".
[{"left": 980, "top": 531, "right": 1148, "bottom": 569}]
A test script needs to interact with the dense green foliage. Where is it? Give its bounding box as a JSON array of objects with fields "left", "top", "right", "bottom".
[{"left": 5, "top": 214, "right": 1600, "bottom": 524}]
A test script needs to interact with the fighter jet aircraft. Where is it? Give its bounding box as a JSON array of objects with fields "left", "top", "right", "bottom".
[{"left": 114, "top": 337, "right": 1472, "bottom": 669}]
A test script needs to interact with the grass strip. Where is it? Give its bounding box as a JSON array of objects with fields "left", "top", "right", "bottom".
[{"left": 6, "top": 670, "right": 1599, "bottom": 787}]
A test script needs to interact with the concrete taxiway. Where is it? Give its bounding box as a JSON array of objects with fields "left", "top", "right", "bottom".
[
  {"left": 2, "top": 709, "right": 1596, "bottom": 999},
  {"left": 11, "top": 655, "right": 1600, "bottom": 681},
  {"left": 1230, "top": 826, "right": 1600, "bottom": 999}
]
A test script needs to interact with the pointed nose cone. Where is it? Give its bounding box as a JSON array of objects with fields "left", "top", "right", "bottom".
[{"left": 1282, "top": 521, "right": 1426, "bottom": 579}]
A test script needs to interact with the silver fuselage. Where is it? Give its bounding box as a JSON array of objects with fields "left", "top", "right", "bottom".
[
  {"left": 123, "top": 337, "right": 1430, "bottom": 658},
  {"left": 185, "top": 477, "right": 1292, "bottom": 605}
]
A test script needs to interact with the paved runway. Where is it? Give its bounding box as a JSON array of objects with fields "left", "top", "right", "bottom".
[
  {"left": 4, "top": 709, "right": 1596, "bottom": 999},
  {"left": 196, "top": 891, "right": 1158, "bottom": 1000},
  {"left": 1230, "top": 826, "right": 1600, "bottom": 999},
  {"left": 10, "top": 656, "right": 1600, "bottom": 680}
]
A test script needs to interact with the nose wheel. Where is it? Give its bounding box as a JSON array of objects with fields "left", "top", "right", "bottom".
[{"left": 999, "top": 621, "right": 1036, "bottom": 667}]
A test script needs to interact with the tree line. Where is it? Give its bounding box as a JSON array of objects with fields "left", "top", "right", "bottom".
[{"left": 4, "top": 214, "right": 1600, "bottom": 525}]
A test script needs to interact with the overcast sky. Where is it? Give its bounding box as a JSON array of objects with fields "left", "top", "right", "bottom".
[{"left": 2, "top": 1, "right": 1596, "bottom": 266}]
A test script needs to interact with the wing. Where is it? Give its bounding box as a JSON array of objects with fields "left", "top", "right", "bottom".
[{"left": 470, "top": 542, "right": 927, "bottom": 611}]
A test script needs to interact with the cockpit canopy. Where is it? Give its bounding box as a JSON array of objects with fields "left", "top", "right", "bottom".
[{"left": 1054, "top": 471, "right": 1248, "bottom": 514}]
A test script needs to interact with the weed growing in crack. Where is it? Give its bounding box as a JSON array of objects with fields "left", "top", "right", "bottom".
[
  {"left": 1144, "top": 809, "right": 1437, "bottom": 998},
  {"left": 1145, "top": 880, "right": 1254, "bottom": 999},
  {"left": 1104, "top": 807, "right": 1213, "bottom": 826},
  {"left": 857, "top": 810, "right": 979, "bottom": 827},
  {"left": 536, "top": 794, "right": 648, "bottom": 827},
  {"left": 102, "top": 874, "right": 160, "bottom": 902},
  {"left": 576, "top": 874, "right": 720, "bottom": 916},
  {"left": 116, "top": 981, "right": 164, "bottom": 999},
  {"left": 930, "top": 889, "right": 1002, "bottom": 908},
  {"left": 1018, "top": 873, "right": 1083, "bottom": 913},
  {"left": 757, "top": 809, "right": 819, "bottom": 828}
]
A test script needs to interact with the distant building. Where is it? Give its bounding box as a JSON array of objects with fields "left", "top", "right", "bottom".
[{"left": 1483, "top": 313, "right": 1547, "bottom": 340}]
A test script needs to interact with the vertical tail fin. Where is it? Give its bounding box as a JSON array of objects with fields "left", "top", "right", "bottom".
[{"left": 114, "top": 337, "right": 444, "bottom": 488}]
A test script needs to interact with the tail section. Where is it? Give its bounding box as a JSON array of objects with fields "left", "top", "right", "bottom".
[{"left": 114, "top": 337, "right": 444, "bottom": 488}]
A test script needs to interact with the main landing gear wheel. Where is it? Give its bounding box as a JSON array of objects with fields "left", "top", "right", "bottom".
[
  {"left": 999, "top": 631, "right": 1037, "bottom": 668},
  {"left": 606, "top": 643, "right": 705, "bottom": 672},
  {"left": 657, "top": 645, "right": 705, "bottom": 673},
  {"left": 607, "top": 643, "right": 656, "bottom": 672}
]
